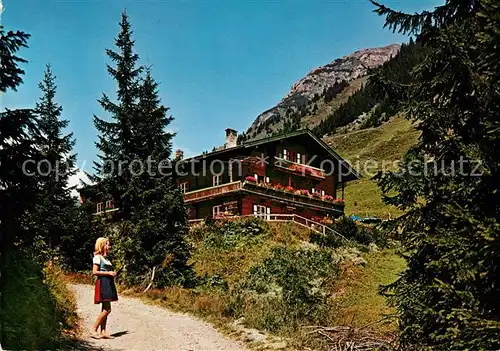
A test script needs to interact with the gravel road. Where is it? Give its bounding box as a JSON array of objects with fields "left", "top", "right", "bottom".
[{"left": 71, "top": 284, "right": 246, "bottom": 351}]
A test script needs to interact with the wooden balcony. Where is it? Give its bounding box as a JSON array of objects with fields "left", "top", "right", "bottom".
[
  {"left": 242, "top": 181, "right": 345, "bottom": 213},
  {"left": 183, "top": 180, "right": 345, "bottom": 214},
  {"left": 184, "top": 181, "right": 243, "bottom": 203},
  {"left": 274, "top": 157, "right": 326, "bottom": 179}
]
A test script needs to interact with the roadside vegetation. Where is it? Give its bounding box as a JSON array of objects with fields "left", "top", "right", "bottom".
[
  {"left": 97, "top": 217, "right": 401, "bottom": 350},
  {"left": 0, "top": 21, "right": 82, "bottom": 349},
  {"left": 1, "top": 251, "right": 80, "bottom": 349}
]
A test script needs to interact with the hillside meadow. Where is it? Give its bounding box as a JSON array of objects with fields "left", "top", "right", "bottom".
[{"left": 325, "top": 115, "right": 420, "bottom": 219}]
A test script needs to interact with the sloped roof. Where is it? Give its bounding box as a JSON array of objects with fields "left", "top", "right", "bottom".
[{"left": 183, "top": 129, "right": 361, "bottom": 182}]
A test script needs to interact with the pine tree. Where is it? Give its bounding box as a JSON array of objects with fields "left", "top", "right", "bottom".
[
  {"left": 0, "top": 28, "right": 39, "bottom": 252},
  {"left": 92, "top": 11, "right": 143, "bottom": 220},
  {"left": 28, "top": 64, "right": 78, "bottom": 255},
  {"left": 109, "top": 67, "right": 193, "bottom": 288},
  {"left": 136, "top": 68, "right": 174, "bottom": 165},
  {"left": 373, "top": 0, "right": 500, "bottom": 349}
]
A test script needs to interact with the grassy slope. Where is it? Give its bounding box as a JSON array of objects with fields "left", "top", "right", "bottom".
[
  {"left": 324, "top": 115, "right": 420, "bottom": 219},
  {"left": 1, "top": 253, "right": 80, "bottom": 349},
  {"left": 329, "top": 250, "right": 405, "bottom": 332},
  {"left": 110, "top": 220, "right": 404, "bottom": 350}
]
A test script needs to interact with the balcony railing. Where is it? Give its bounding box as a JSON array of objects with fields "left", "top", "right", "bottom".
[
  {"left": 274, "top": 157, "right": 326, "bottom": 179},
  {"left": 184, "top": 181, "right": 243, "bottom": 203},
  {"left": 183, "top": 179, "right": 345, "bottom": 213},
  {"left": 242, "top": 181, "right": 344, "bottom": 212}
]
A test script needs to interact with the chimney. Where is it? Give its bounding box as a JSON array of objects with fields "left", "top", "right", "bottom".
[
  {"left": 175, "top": 149, "right": 184, "bottom": 160},
  {"left": 225, "top": 128, "right": 238, "bottom": 149}
]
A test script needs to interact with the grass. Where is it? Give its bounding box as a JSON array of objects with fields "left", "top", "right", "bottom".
[
  {"left": 0, "top": 251, "right": 81, "bottom": 350},
  {"left": 324, "top": 115, "right": 420, "bottom": 219},
  {"left": 325, "top": 115, "right": 419, "bottom": 163},
  {"left": 188, "top": 221, "right": 312, "bottom": 286},
  {"left": 328, "top": 249, "right": 405, "bottom": 333}
]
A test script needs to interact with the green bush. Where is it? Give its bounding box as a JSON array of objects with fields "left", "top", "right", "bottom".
[
  {"left": 230, "top": 246, "right": 340, "bottom": 332},
  {"left": 194, "top": 274, "right": 229, "bottom": 293},
  {"left": 312, "top": 216, "right": 388, "bottom": 248},
  {"left": 309, "top": 230, "right": 345, "bottom": 248},
  {"left": 202, "top": 217, "right": 268, "bottom": 250}
]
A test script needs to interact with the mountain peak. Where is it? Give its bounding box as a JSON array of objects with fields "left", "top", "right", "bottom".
[
  {"left": 286, "top": 43, "right": 401, "bottom": 100},
  {"left": 244, "top": 43, "right": 401, "bottom": 141}
]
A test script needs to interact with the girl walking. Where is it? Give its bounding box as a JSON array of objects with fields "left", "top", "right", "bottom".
[{"left": 91, "top": 237, "right": 118, "bottom": 339}]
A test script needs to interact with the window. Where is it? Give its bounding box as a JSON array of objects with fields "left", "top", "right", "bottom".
[
  {"left": 282, "top": 148, "right": 289, "bottom": 160},
  {"left": 179, "top": 182, "right": 188, "bottom": 193},
  {"left": 213, "top": 205, "right": 223, "bottom": 218},
  {"left": 296, "top": 152, "right": 302, "bottom": 164},
  {"left": 253, "top": 204, "right": 271, "bottom": 220},
  {"left": 213, "top": 175, "right": 221, "bottom": 186},
  {"left": 105, "top": 200, "right": 114, "bottom": 209},
  {"left": 97, "top": 202, "right": 103, "bottom": 213}
]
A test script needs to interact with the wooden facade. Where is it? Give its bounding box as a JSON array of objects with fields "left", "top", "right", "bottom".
[
  {"left": 79, "top": 130, "right": 360, "bottom": 221},
  {"left": 178, "top": 130, "right": 360, "bottom": 222}
]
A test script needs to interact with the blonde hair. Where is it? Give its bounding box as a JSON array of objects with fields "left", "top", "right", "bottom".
[{"left": 94, "top": 237, "right": 109, "bottom": 256}]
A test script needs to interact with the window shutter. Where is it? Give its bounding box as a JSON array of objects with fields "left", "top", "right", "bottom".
[
  {"left": 265, "top": 176, "right": 270, "bottom": 183},
  {"left": 253, "top": 204, "right": 258, "bottom": 214},
  {"left": 312, "top": 188, "right": 315, "bottom": 194},
  {"left": 254, "top": 174, "right": 258, "bottom": 182},
  {"left": 266, "top": 207, "right": 271, "bottom": 214},
  {"left": 321, "top": 190, "right": 325, "bottom": 196},
  {"left": 297, "top": 153, "right": 301, "bottom": 164}
]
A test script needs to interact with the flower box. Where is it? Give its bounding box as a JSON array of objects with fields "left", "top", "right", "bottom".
[
  {"left": 245, "top": 175, "right": 257, "bottom": 183},
  {"left": 322, "top": 195, "right": 334, "bottom": 202}
]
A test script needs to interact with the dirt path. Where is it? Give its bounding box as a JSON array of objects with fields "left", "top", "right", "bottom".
[{"left": 71, "top": 284, "right": 246, "bottom": 351}]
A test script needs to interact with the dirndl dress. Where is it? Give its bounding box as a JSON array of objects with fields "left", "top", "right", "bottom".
[{"left": 93, "top": 255, "right": 118, "bottom": 304}]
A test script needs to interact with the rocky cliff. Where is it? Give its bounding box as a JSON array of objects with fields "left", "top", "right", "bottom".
[{"left": 244, "top": 43, "right": 401, "bottom": 141}]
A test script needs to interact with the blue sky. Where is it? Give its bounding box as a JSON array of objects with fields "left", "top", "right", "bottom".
[{"left": 3, "top": 0, "right": 439, "bottom": 175}]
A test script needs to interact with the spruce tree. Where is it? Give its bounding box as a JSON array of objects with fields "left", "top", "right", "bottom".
[
  {"left": 92, "top": 11, "right": 143, "bottom": 220},
  {"left": 372, "top": 0, "right": 500, "bottom": 349},
  {"left": 0, "top": 28, "right": 39, "bottom": 252},
  {"left": 136, "top": 68, "right": 174, "bottom": 161},
  {"left": 28, "top": 64, "right": 77, "bottom": 255},
  {"left": 113, "top": 67, "right": 193, "bottom": 288}
]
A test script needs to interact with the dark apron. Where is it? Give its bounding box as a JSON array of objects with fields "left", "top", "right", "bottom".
[{"left": 94, "top": 256, "right": 118, "bottom": 304}]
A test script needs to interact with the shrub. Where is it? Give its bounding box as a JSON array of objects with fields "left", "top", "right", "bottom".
[
  {"left": 322, "top": 216, "right": 388, "bottom": 247},
  {"left": 231, "top": 246, "right": 340, "bottom": 332},
  {"left": 202, "top": 217, "right": 268, "bottom": 250},
  {"left": 310, "top": 230, "right": 345, "bottom": 249}
]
